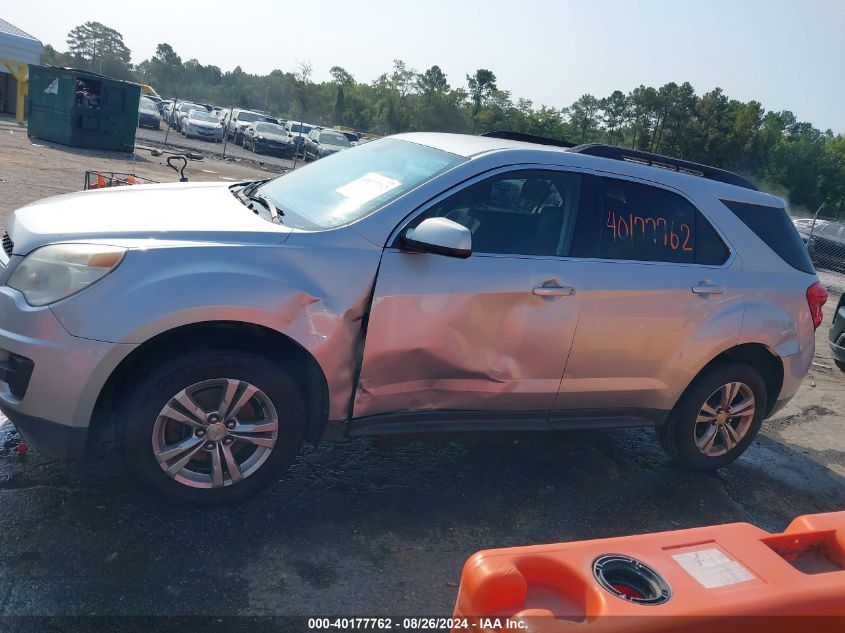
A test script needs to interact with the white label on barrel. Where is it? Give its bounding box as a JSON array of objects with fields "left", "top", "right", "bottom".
[{"left": 672, "top": 548, "right": 756, "bottom": 588}]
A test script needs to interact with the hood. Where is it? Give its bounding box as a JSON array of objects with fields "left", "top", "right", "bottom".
[
  {"left": 256, "top": 132, "right": 291, "bottom": 142},
  {"left": 7, "top": 182, "right": 291, "bottom": 255},
  {"left": 187, "top": 118, "right": 220, "bottom": 127}
]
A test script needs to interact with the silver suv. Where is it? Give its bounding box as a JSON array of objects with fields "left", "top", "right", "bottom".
[{"left": 0, "top": 133, "right": 827, "bottom": 504}]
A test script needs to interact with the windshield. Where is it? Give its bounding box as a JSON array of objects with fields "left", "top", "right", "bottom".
[
  {"left": 238, "top": 112, "right": 263, "bottom": 123},
  {"left": 288, "top": 123, "right": 312, "bottom": 134},
  {"left": 256, "top": 138, "right": 465, "bottom": 229},
  {"left": 255, "top": 123, "right": 286, "bottom": 134},
  {"left": 190, "top": 110, "right": 218, "bottom": 122},
  {"left": 320, "top": 131, "right": 350, "bottom": 146},
  {"left": 139, "top": 99, "right": 157, "bottom": 112},
  {"left": 179, "top": 102, "right": 200, "bottom": 112}
]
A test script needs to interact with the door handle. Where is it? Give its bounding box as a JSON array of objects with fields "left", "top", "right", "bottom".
[
  {"left": 532, "top": 283, "right": 577, "bottom": 297},
  {"left": 691, "top": 282, "right": 725, "bottom": 295}
]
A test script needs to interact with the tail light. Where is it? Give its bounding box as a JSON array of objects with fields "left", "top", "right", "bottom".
[{"left": 806, "top": 282, "right": 828, "bottom": 329}]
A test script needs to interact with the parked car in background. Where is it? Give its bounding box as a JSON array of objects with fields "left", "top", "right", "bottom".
[
  {"left": 224, "top": 109, "right": 269, "bottom": 145},
  {"left": 792, "top": 217, "right": 829, "bottom": 244},
  {"left": 337, "top": 130, "right": 360, "bottom": 145},
  {"left": 830, "top": 292, "right": 845, "bottom": 373},
  {"left": 304, "top": 128, "right": 351, "bottom": 160},
  {"left": 284, "top": 120, "right": 314, "bottom": 154},
  {"left": 137, "top": 97, "right": 161, "bottom": 129},
  {"left": 808, "top": 221, "right": 845, "bottom": 271},
  {"left": 168, "top": 101, "right": 203, "bottom": 131},
  {"left": 158, "top": 99, "right": 174, "bottom": 117},
  {"left": 242, "top": 122, "right": 295, "bottom": 156},
  {"left": 0, "top": 133, "right": 826, "bottom": 504},
  {"left": 182, "top": 109, "right": 224, "bottom": 142},
  {"left": 144, "top": 94, "right": 164, "bottom": 110}
]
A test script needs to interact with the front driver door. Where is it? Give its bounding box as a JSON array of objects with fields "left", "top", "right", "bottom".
[{"left": 353, "top": 168, "right": 586, "bottom": 422}]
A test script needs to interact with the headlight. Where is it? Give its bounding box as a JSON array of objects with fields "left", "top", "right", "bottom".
[{"left": 7, "top": 244, "right": 126, "bottom": 306}]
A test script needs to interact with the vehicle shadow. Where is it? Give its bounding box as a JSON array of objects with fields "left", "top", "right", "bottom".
[{"left": 0, "top": 423, "right": 843, "bottom": 616}]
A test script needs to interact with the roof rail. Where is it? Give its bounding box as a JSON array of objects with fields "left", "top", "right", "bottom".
[
  {"left": 569, "top": 144, "right": 757, "bottom": 191},
  {"left": 482, "top": 130, "right": 576, "bottom": 148}
]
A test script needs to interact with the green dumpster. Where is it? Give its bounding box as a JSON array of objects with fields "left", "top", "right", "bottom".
[{"left": 27, "top": 65, "right": 141, "bottom": 152}]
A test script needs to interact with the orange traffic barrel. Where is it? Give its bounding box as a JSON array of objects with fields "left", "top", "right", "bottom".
[{"left": 452, "top": 511, "right": 845, "bottom": 632}]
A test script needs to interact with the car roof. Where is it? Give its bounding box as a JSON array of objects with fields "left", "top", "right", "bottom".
[{"left": 393, "top": 132, "right": 783, "bottom": 206}]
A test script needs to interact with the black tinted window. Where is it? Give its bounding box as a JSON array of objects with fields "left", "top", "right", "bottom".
[
  {"left": 413, "top": 170, "right": 583, "bottom": 257},
  {"left": 721, "top": 200, "right": 815, "bottom": 274},
  {"left": 574, "top": 177, "right": 727, "bottom": 265}
]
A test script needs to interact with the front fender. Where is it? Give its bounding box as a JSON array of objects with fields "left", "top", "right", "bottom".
[{"left": 51, "top": 237, "right": 383, "bottom": 421}]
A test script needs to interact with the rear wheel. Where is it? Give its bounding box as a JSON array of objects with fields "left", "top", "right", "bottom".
[
  {"left": 120, "top": 350, "right": 305, "bottom": 505},
  {"left": 657, "top": 362, "right": 766, "bottom": 470}
]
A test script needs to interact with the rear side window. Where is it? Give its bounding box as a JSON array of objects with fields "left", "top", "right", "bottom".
[
  {"left": 720, "top": 200, "right": 815, "bottom": 274},
  {"left": 572, "top": 177, "right": 728, "bottom": 265}
]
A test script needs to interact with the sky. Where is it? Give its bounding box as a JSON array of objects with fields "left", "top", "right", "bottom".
[{"left": 4, "top": 0, "right": 844, "bottom": 132}]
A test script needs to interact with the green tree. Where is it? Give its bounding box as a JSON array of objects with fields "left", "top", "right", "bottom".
[
  {"left": 466, "top": 69, "right": 497, "bottom": 114},
  {"left": 570, "top": 94, "right": 601, "bottom": 142},
  {"left": 65, "top": 21, "right": 132, "bottom": 79},
  {"left": 601, "top": 90, "right": 628, "bottom": 145},
  {"left": 417, "top": 65, "right": 450, "bottom": 95}
]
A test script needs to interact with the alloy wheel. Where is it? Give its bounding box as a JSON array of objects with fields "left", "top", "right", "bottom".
[
  {"left": 694, "top": 381, "right": 756, "bottom": 457},
  {"left": 151, "top": 378, "right": 279, "bottom": 489}
]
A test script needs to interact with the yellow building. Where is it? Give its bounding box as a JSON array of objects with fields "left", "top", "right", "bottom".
[{"left": 0, "top": 18, "right": 43, "bottom": 123}]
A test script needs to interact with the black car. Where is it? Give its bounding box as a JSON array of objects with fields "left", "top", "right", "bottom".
[
  {"left": 242, "top": 122, "right": 295, "bottom": 157},
  {"left": 808, "top": 222, "right": 845, "bottom": 271},
  {"left": 830, "top": 292, "right": 845, "bottom": 372},
  {"left": 137, "top": 97, "right": 161, "bottom": 129}
]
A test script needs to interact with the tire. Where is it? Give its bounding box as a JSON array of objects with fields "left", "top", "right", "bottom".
[
  {"left": 656, "top": 362, "right": 767, "bottom": 470},
  {"left": 120, "top": 350, "right": 305, "bottom": 506},
  {"left": 835, "top": 359, "right": 845, "bottom": 373}
]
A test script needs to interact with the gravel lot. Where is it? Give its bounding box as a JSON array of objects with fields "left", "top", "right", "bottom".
[{"left": 0, "top": 116, "right": 843, "bottom": 620}]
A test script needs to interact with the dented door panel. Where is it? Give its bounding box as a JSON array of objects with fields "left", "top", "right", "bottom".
[{"left": 353, "top": 251, "right": 582, "bottom": 418}]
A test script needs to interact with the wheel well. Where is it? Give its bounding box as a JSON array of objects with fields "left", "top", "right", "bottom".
[
  {"left": 90, "top": 321, "right": 329, "bottom": 448},
  {"left": 697, "top": 343, "right": 784, "bottom": 416}
]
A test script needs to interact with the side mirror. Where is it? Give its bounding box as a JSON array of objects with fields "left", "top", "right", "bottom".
[{"left": 403, "top": 217, "right": 472, "bottom": 259}]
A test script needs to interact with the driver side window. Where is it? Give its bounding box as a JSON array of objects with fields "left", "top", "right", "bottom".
[{"left": 412, "top": 170, "right": 583, "bottom": 257}]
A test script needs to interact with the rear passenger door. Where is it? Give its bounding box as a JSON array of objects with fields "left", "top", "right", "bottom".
[
  {"left": 551, "top": 175, "right": 743, "bottom": 425},
  {"left": 353, "top": 168, "right": 586, "bottom": 422}
]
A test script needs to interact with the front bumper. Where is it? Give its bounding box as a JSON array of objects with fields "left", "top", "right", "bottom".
[
  {"left": 139, "top": 114, "right": 160, "bottom": 127},
  {"left": 255, "top": 140, "right": 293, "bottom": 156},
  {"left": 188, "top": 126, "right": 223, "bottom": 140},
  {"left": 0, "top": 286, "right": 134, "bottom": 458},
  {"left": 2, "top": 408, "right": 89, "bottom": 459}
]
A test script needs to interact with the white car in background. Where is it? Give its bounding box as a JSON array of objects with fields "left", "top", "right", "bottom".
[{"left": 182, "top": 109, "right": 225, "bottom": 142}]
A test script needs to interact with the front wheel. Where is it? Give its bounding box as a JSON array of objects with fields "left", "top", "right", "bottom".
[
  {"left": 120, "top": 350, "right": 305, "bottom": 505},
  {"left": 835, "top": 359, "right": 845, "bottom": 373},
  {"left": 657, "top": 362, "right": 766, "bottom": 470}
]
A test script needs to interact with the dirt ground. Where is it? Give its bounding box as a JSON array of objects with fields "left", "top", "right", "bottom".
[{"left": 0, "top": 115, "right": 843, "bottom": 618}]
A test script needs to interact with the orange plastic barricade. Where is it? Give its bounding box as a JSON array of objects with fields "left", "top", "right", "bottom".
[{"left": 452, "top": 511, "right": 845, "bottom": 632}]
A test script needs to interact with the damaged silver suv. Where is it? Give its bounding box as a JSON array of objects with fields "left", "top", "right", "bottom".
[{"left": 0, "top": 133, "right": 827, "bottom": 504}]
